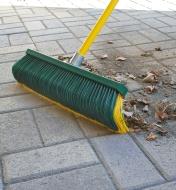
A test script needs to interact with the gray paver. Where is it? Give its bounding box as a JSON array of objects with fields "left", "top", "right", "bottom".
[
  {"left": 30, "top": 28, "right": 68, "bottom": 36},
  {"left": 0, "top": 62, "right": 15, "bottom": 83},
  {"left": 9, "top": 33, "right": 32, "bottom": 45},
  {"left": 6, "top": 165, "right": 115, "bottom": 190},
  {"left": 33, "top": 106, "right": 84, "bottom": 146},
  {"left": 43, "top": 19, "right": 64, "bottom": 28},
  {"left": 59, "top": 38, "right": 82, "bottom": 53},
  {"left": 0, "top": 94, "right": 49, "bottom": 113},
  {"left": 77, "top": 117, "right": 112, "bottom": 138},
  {"left": 139, "top": 29, "right": 170, "bottom": 42},
  {"left": 161, "top": 58, "right": 176, "bottom": 72},
  {"left": 2, "top": 140, "right": 99, "bottom": 183},
  {"left": 142, "top": 18, "right": 168, "bottom": 28},
  {"left": 0, "top": 83, "right": 28, "bottom": 98},
  {"left": 91, "top": 135, "right": 164, "bottom": 190},
  {"left": 0, "top": 52, "right": 25, "bottom": 63},
  {"left": 32, "top": 33, "right": 74, "bottom": 43},
  {"left": 69, "top": 25, "right": 90, "bottom": 38},
  {"left": 153, "top": 48, "right": 176, "bottom": 60},
  {"left": 142, "top": 181, "right": 176, "bottom": 190},
  {"left": 53, "top": 11, "right": 72, "bottom": 18},
  {"left": 133, "top": 133, "right": 176, "bottom": 180},
  {"left": 24, "top": 21, "right": 45, "bottom": 31},
  {"left": 0, "top": 110, "right": 42, "bottom": 155},
  {"left": 35, "top": 41, "right": 64, "bottom": 55},
  {"left": 0, "top": 35, "right": 9, "bottom": 48},
  {"left": 120, "top": 31, "right": 152, "bottom": 45},
  {"left": 157, "top": 16, "right": 176, "bottom": 26},
  {"left": 0, "top": 44, "right": 35, "bottom": 55},
  {"left": 0, "top": 23, "right": 23, "bottom": 30},
  {"left": 3, "top": 16, "right": 21, "bottom": 23},
  {"left": 0, "top": 27, "right": 26, "bottom": 35}
]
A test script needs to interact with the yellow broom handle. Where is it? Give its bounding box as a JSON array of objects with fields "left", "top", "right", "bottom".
[{"left": 79, "top": 0, "right": 119, "bottom": 56}]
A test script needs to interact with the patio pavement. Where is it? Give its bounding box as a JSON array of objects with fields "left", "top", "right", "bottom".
[{"left": 0, "top": 0, "right": 176, "bottom": 189}]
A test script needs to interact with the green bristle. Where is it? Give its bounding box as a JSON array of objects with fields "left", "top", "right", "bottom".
[{"left": 12, "top": 49, "right": 128, "bottom": 131}]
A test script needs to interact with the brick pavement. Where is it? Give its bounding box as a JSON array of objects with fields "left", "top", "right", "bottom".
[{"left": 0, "top": 0, "right": 176, "bottom": 190}]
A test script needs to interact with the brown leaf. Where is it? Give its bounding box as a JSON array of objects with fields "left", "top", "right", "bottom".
[
  {"left": 137, "top": 98, "right": 150, "bottom": 105},
  {"left": 143, "top": 105, "right": 149, "bottom": 112},
  {"left": 144, "top": 85, "right": 157, "bottom": 94},
  {"left": 100, "top": 54, "right": 108, "bottom": 59},
  {"left": 153, "top": 123, "right": 168, "bottom": 136},
  {"left": 146, "top": 132, "right": 157, "bottom": 141},
  {"left": 143, "top": 72, "right": 158, "bottom": 83},
  {"left": 128, "top": 74, "right": 136, "bottom": 80},
  {"left": 155, "top": 111, "right": 168, "bottom": 121},
  {"left": 141, "top": 52, "right": 153, "bottom": 57},
  {"left": 107, "top": 41, "right": 114, "bottom": 44},
  {"left": 116, "top": 56, "right": 127, "bottom": 61},
  {"left": 155, "top": 47, "right": 162, "bottom": 51},
  {"left": 58, "top": 55, "right": 72, "bottom": 62}
]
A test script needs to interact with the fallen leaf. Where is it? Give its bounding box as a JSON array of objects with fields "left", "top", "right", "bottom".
[
  {"left": 143, "top": 105, "right": 149, "bottom": 112},
  {"left": 107, "top": 41, "right": 114, "bottom": 44},
  {"left": 144, "top": 85, "right": 157, "bottom": 94},
  {"left": 100, "top": 54, "right": 108, "bottom": 59},
  {"left": 58, "top": 55, "right": 72, "bottom": 62},
  {"left": 128, "top": 74, "right": 136, "bottom": 80},
  {"left": 143, "top": 72, "right": 158, "bottom": 83},
  {"left": 116, "top": 56, "right": 127, "bottom": 61},
  {"left": 153, "top": 123, "right": 168, "bottom": 136},
  {"left": 155, "top": 47, "right": 162, "bottom": 51},
  {"left": 146, "top": 132, "right": 157, "bottom": 141},
  {"left": 141, "top": 52, "right": 153, "bottom": 57},
  {"left": 123, "top": 111, "right": 133, "bottom": 117},
  {"left": 137, "top": 98, "right": 150, "bottom": 105}
]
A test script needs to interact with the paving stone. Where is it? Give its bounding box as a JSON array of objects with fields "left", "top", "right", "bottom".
[
  {"left": 68, "top": 9, "right": 89, "bottom": 17},
  {"left": 33, "top": 106, "right": 84, "bottom": 146},
  {"left": 59, "top": 38, "right": 82, "bottom": 53},
  {"left": 0, "top": 23, "right": 23, "bottom": 30},
  {"left": 6, "top": 165, "right": 115, "bottom": 190},
  {"left": 43, "top": 19, "right": 64, "bottom": 28},
  {"left": 16, "top": 9, "right": 33, "bottom": 15},
  {"left": 0, "top": 27, "right": 26, "bottom": 35},
  {"left": 0, "top": 44, "right": 35, "bottom": 55},
  {"left": 0, "top": 83, "right": 28, "bottom": 97},
  {"left": 2, "top": 140, "right": 99, "bottom": 183},
  {"left": 0, "top": 62, "right": 15, "bottom": 83},
  {"left": 153, "top": 48, "right": 176, "bottom": 60},
  {"left": 160, "top": 58, "right": 176, "bottom": 72},
  {"left": 69, "top": 25, "right": 90, "bottom": 37},
  {"left": 139, "top": 29, "right": 171, "bottom": 42},
  {"left": 64, "top": 19, "right": 96, "bottom": 27},
  {"left": 142, "top": 18, "right": 168, "bottom": 28},
  {"left": 0, "top": 35, "right": 9, "bottom": 48},
  {"left": 137, "top": 40, "right": 176, "bottom": 51},
  {"left": 111, "top": 24, "right": 150, "bottom": 33},
  {"left": 53, "top": 11, "right": 72, "bottom": 18},
  {"left": 0, "top": 94, "right": 49, "bottom": 114},
  {"left": 93, "top": 33, "right": 122, "bottom": 43},
  {"left": 0, "top": 110, "right": 42, "bottom": 155},
  {"left": 116, "top": 46, "right": 143, "bottom": 57},
  {"left": 22, "top": 15, "right": 55, "bottom": 22},
  {"left": 0, "top": 52, "right": 25, "bottom": 63},
  {"left": 3, "top": 16, "right": 21, "bottom": 23},
  {"left": 158, "top": 26, "right": 176, "bottom": 33},
  {"left": 77, "top": 117, "right": 112, "bottom": 138},
  {"left": 91, "top": 135, "right": 164, "bottom": 190},
  {"left": 143, "top": 181, "right": 176, "bottom": 190},
  {"left": 30, "top": 28, "right": 68, "bottom": 36},
  {"left": 35, "top": 41, "right": 64, "bottom": 55},
  {"left": 24, "top": 21, "right": 45, "bottom": 31},
  {"left": 60, "top": 15, "right": 94, "bottom": 23},
  {"left": 133, "top": 133, "right": 176, "bottom": 180},
  {"left": 32, "top": 33, "right": 74, "bottom": 43},
  {"left": 107, "top": 19, "right": 140, "bottom": 28},
  {"left": 121, "top": 31, "right": 151, "bottom": 45},
  {"left": 157, "top": 16, "right": 176, "bottom": 26},
  {"left": 126, "top": 79, "right": 143, "bottom": 92},
  {"left": 9, "top": 33, "right": 33, "bottom": 45}
]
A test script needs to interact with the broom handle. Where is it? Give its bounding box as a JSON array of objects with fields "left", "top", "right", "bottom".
[{"left": 70, "top": 0, "right": 119, "bottom": 66}]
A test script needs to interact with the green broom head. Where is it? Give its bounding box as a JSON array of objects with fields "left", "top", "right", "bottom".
[{"left": 12, "top": 49, "right": 129, "bottom": 133}]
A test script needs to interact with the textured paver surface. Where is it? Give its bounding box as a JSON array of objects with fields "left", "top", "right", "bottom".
[{"left": 0, "top": 0, "right": 176, "bottom": 189}]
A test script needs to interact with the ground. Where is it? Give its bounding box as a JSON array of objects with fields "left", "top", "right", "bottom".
[{"left": 0, "top": 0, "right": 176, "bottom": 190}]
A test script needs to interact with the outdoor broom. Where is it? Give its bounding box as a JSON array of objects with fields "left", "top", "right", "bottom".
[{"left": 12, "top": 0, "right": 129, "bottom": 133}]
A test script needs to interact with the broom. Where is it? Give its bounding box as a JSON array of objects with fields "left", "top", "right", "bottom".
[{"left": 12, "top": 0, "right": 129, "bottom": 133}]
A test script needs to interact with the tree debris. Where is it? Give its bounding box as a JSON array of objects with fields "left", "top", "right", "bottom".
[
  {"left": 141, "top": 51, "right": 153, "bottom": 57},
  {"left": 143, "top": 72, "right": 158, "bottom": 83},
  {"left": 146, "top": 132, "right": 157, "bottom": 141},
  {"left": 144, "top": 85, "right": 157, "bottom": 94},
  {"left": 100, "top": 54, "right": 108, "bottom": 59},
  {"left": 155, "top": 47, "right": 162, "bottom": 51},
  {"left": 116, "top": 56, "right": 127, "bottom": 61}
]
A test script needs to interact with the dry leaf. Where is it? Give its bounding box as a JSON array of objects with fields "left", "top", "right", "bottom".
[
  {"left": 58, "top": 55, "right": 72, "bottom": 62},
  {"left": 123, "top": 111, "right": 133, "bottom": 117},
  {"left": 155, "top": 47, "right": 162, "bottom": 51},
  {"left": 144, "top": 85, "right": 157, "bottom": 94},
  {"left": 141, "top": 52, "right": 153, "bottom": 57},
  {"left": 100, "top": 54, "right": 108, "bottom": 59},
  {"left": 107, "top": 41, "right": 113, "bottom": 44},
  {"left": 128, "top": 74, "right": 136, "bottom": 80},
  {"left": 146, "top": 132, "right": 157, "bottom": 141},
  {"left": 116, "top": 56, "right": 127, "bottom": 61},
  {"left": 153, "top": 123, "right": 168, "bottom": 136},
  {"left": 143, "top": 105, "right": 149, "bottom": 112},
  {"left": 143, "top": 72, "right": 158, "bottom": 83},
  {"left": 137, "top": 98, "right": 150, "bottom": 105}
]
